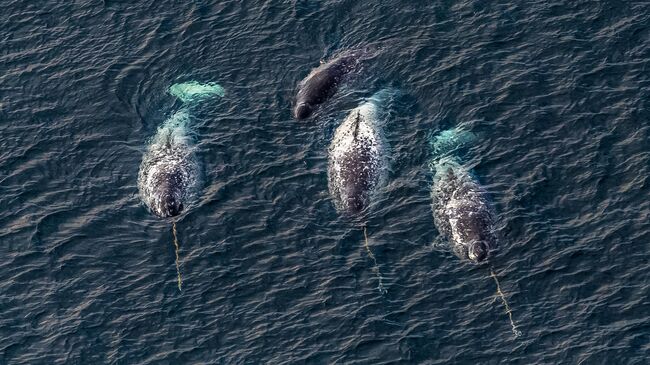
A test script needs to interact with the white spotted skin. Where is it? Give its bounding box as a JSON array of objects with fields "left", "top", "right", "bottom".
[
  {"left": 431, "top": 157, "right": 497, "bottom": 262},
  {"left": 138, "top": 110, "right": 199, "bottom": 218},
  {"left": 328, "top": 98, "right": 388, "bottom": 213}
]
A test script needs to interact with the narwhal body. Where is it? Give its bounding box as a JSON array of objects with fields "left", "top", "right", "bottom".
[
  {"left": 294, "top": 50, "right": 366, "bottom": 120},
  {"left": 430, "top": 128, "right": 522, "bottom": 336},
  {"left": 328, "top": 90, "right": 393, "bottom": 214},
  {"left": 430, "top": 128, "right": 497, "bottom": 263},
  {"left": 431, "top": 156, "right": 497, "bottom": 262},
  {"left": 138, "top": 110, "right": 199, "bottom": 218},
  {"left": 138, "top": 81, "right": 224, "bottom": 218},
  {"left": 327, "top": 89, "right": 396, "bottom": 294}
]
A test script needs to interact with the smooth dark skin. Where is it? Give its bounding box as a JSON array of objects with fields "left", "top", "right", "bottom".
[{"left": 294, "top": 53, "right": 359, "bottom": 120}]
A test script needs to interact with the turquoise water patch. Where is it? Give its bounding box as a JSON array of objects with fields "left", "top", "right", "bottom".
[{"left": 169, "top": 81, "right": 225, "bottom": 103}]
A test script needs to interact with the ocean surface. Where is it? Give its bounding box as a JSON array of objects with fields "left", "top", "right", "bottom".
[{"left": 1, "top": 1, "right": 649, "bottom": 364}]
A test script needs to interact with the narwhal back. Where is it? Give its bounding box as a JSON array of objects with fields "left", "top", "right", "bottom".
[{"left": 328, "top": 89, "right": 397, "bottom": 214}]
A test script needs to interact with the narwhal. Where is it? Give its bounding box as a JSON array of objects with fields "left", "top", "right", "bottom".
[
  {"left": 294, "top": 49, "right": 367, "bottom": 120},
  {"left": 138, "top": 81, "right": 224, "bottom": 291},
  {"left": 328, "top": 89, "right": 396, "bottom": 294},
  {"left": 430, "top": 127, "right": 521, "bottom": 336}
]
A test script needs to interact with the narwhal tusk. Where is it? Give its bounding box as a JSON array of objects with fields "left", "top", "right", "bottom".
[
  {"left": 172, "top": 222, "right": 183, "bottom": 291},
  {"left": 490, "top": 267, "right": 521, "bottom": 337},
  {"left": 363, "top": 226, "right": 387, "bottom": 295}
]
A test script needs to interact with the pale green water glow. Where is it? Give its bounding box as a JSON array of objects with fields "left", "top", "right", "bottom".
[{"left": 169, "top": 81, "right": 225, "bottom": 103}]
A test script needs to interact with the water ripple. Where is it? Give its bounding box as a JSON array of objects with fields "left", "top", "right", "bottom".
[{"left": 0, "top": 0, "right": 649, "bottom": 363}]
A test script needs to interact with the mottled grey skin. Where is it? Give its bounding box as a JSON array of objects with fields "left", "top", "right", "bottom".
[
  {"left": 138, "top": 111, "right": 198, "bottom": 219},
  {"left": 431, "top": 158, "right": 497, "bottom": 263},
  {"left": 294, "top": 52, "right": 362, "bottom": 120},
  {"left": 328, "top": 97, "right": 388, "bottom": 215},
  {"left": 150, "top": 166, "right": 185, "bottom": 218},
  {"left": 337, "top": 118, "right": 376, "bottom": 213}
]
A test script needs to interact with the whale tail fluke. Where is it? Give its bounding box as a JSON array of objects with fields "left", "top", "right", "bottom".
[
  {"left": 430, "top": 126, "right": 477, "bottom": 160},
  {"left": 169, "top": 81, "right": 225, "bottom": 104}
]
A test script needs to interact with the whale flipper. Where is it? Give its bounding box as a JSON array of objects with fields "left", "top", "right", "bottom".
[{"left": 169, "top": 81, "right": 225, "bottom": 103}]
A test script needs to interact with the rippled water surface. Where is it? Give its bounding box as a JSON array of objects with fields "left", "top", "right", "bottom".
[{"left": 2, "top": 1, "right": 649, "bottom": 364}]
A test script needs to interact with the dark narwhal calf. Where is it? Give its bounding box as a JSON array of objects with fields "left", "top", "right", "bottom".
[
  {"left": 430, "top": 128, "right": 521, "bottom": 336},
  {"left": 138, "top": 81, "right": 224, "bottom": 290},
  {"left": 294, "top": 50, "right": 365, "bottom": 120},
  {"left": 328, "top": 89, "right": 394, "bottom": 293}
]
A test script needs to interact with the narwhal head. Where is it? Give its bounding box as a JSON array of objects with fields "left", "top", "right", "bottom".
[
  {"left": 151, "top": 170, "right": 185, "bottom": 218},
  {"left": 453, "top": 208, "right": 496, "bottom": 264},
  {"left": 346, "top": 193, "right": 366, "bottom": 214},
  {"left": 467, "top": 240, "right": 488, "bottom": 263},
  {"left": 157, "top": 190, "right": 184, "bottom": 218},
  {"left": 343, "top": 179, "right": 371, "bottom": 215},
  {"left": 294, "top": 102, "right": 313, "bottom": 120}
]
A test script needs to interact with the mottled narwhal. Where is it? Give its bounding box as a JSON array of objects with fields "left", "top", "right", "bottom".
[
  {"left": 430, "top": 128, "right": 521, "bottom": 336},
  {"left": 138, "top": 82, "right": 224, "bottom": 218},
  {"left": 138, "top": 81, "right": 224, "bottom": 290},
  {"left": 294, "top": 50, "right": 366, "bottom": 120},
  {"left": 430, "top": 128, "right": 498, "bottom": 263},
  {"left": 328, "top": 89, "right": 394, "bottom": 213},
  {"left": 328, "top": 89, "right": 396, "bottom": 294},
  {"left": 138, "top": 109, "right": 198, "bottom": 218}
]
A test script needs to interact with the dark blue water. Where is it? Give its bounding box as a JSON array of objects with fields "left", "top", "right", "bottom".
[{"left": 2, "top": 1, "right": 649, "bottom": 364}]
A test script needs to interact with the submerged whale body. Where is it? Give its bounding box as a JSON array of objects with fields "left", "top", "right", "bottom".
[
  {"left": 169, "top": 81, "right": 224, "bottom": 103},
  {"left": 294, "top": 50, "right": 365, "bottom": 120},
  {"left": 328, "top": 89, "right": 394, "bottom": 214},
  {"left": 138, "top": 82, "right": 223, "bottom": 218},
  {"left": 430, "top": 128, "right": 497, "bottom": 263}
]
